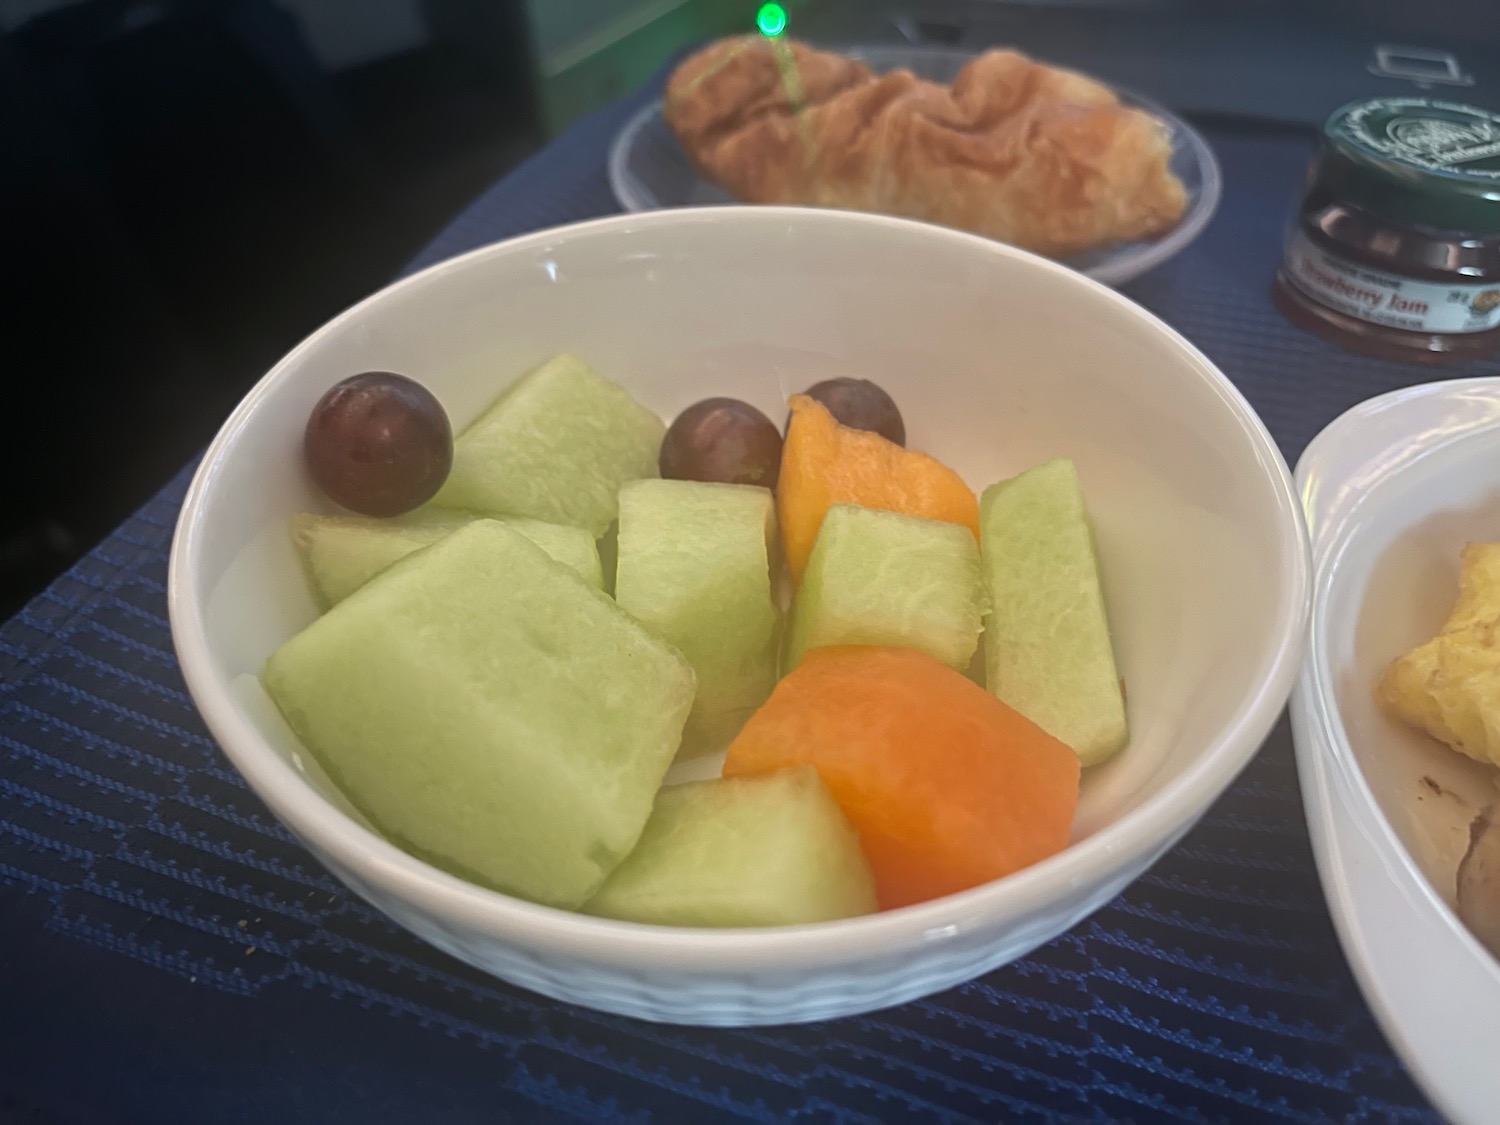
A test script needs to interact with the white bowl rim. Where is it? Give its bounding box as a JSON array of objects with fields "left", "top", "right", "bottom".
[{"left": 168, "top": 204, "right": 1311, "bottom": 973}]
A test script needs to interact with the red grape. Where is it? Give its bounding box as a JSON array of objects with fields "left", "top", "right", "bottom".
[
  {"left": 304, "top": 372, "right": 452, "bottom": 517},
  {"left": 801, "top": 378, "right": 905, "bottom": 446},
  {"left": 659, "top": 398, "right": 783, "bottom": 488}
]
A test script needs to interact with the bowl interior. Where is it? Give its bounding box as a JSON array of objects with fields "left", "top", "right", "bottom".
[
  {"left": 1321, "top": 428, "right": 1500, "bottom": 911},
  {"left": 181, "top": 207, "right": 1301, "bottom": 920}
]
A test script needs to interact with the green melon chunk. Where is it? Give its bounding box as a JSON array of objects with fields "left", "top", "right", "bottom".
[
  {"left": 492, "top": 516, "right": 603, "bottom": 589},
  {"left": 785, "top": 504, "right": 986, "bottom": 671},
  {"left": 596, "top": 520, "right": 619, "bottom": 597},
  {"left": 263, "top": 519, "right": 697, "bottom": 908},
  {"left": 614, "top": 479, "right": 779, "bottom": 757},
  {"left": 290, "top": 511, "right": 603, "bottom": 608},
  {"left": 431, "top": 354, "right": 664, "bottom": 535},
  {"left": 585, "top": 766, "right": 877, "bottom": 927},
  {"left": 980, "top": 457, "right": 1127, "bottom": 766}
]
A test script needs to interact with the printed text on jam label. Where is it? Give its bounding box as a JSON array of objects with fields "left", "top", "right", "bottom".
[{"left": 1284, "top": 229, "right": 1500, "bottom": 335}]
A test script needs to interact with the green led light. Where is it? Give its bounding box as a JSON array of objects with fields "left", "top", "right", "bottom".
[{"left": 756, "top": 2, "right": 787, "bottom": 36}]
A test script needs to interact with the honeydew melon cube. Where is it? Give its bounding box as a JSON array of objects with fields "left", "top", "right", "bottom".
[
  {"left": 785, "top": 504, "right": 985, "bottom": 671},
  {"left": 585, "top": 766, "right": 877, "bottom": 927},
  {"left": 980, "top": 457, "right": 1127, "bottom": 766},
  {"left": 614, "top": 479, "right": 779, "bottom": 757},
  {"left": 263, "top": 519, "right": 696, "bottom": 908},
  {"left": 431, "top": 354, "right": 664, "bottom": 535},
  {"left": 290, "top": 511, "right": 602, "bottom": 608}
]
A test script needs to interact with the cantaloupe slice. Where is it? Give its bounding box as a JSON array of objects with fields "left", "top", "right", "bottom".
[
  {"left": 777, "top": 396, "right": 978, "bottom": 580},
  {"left": 724, "top": 645, "right": 1079, "bottom": 910}
]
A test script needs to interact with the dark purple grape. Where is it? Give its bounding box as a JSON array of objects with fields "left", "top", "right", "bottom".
[
  {"left": 659, "top": 398, "right": 783, "bottom": 488},
  {"left": 800, "top": 378, "right": 905, "bottom": 446},
  {"left": 304, "top": 372, "right": 452, "bottom": 517}
]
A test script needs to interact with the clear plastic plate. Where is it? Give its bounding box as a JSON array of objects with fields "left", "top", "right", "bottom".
[{"left": 608, "top": 44, "right": 1223, "bottom": 287}]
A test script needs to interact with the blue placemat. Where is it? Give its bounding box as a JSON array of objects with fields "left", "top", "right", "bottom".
[{"left": 4, "top": 69, "right": 1498, "bottom": 1125}]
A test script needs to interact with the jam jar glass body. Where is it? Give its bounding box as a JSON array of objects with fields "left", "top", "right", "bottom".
[{"left": 1274, "top": 97, "right": 1500, "bottom": 362}]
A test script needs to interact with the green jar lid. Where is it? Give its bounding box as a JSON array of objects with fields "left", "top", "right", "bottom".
[{"left": 1317, "top": 97, "right": 1500, "bottom": 235}]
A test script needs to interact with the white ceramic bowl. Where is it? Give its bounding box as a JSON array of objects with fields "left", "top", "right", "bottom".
[
  {"left": 1292, "top": 378, "right": 1500, "bottom": 1125},
  {"left": 169, "top": 206, "right": 1309, "bottom": 1026}
]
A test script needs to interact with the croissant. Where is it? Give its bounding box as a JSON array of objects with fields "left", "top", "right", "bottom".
[{"left": 664, "top": 36, "right": 1188, "bottom": 258}]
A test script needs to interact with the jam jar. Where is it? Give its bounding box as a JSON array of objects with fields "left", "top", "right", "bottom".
[{"left": 1274, "top": 97, "right": 1500, "bottom": 362}]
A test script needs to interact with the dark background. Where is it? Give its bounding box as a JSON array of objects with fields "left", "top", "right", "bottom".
[
  {"left": 1, "top": 0, "right": 543, "bottom": 621},
  {"left": 2, "top": 0, "right": 1497, "bottom": 622}
]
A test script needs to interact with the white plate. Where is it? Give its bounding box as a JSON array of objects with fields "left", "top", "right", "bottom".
[
  {"left": 1291, "top": 378, "right": 1500, "bottom": 1125},
  {"left": 608, "top": 44, "right": 1223, "bottom": 287}
]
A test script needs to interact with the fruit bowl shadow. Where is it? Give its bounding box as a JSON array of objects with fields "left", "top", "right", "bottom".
[{"left": 169, "top": 206, "right": 1310, "bottom": 1026}]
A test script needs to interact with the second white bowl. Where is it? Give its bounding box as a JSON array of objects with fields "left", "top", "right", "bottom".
[{"left": 1293, "top": 378, "right": 1500, "bottom": 1124}]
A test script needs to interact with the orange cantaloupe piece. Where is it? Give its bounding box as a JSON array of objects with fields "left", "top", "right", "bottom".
[
  {"left": 724, "top": 645, "right": 1081, "bottom": 910},
  {"left": 777, "top": 396, "right": 980, "bottom": 580}
]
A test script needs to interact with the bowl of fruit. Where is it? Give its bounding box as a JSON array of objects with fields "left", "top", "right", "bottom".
[{"left": 169, "top": 205, "right": 1310, "bottom": 1026}]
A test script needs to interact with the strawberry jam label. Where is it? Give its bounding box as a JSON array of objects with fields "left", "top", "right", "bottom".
[{"left": 1284, "top": 228, "right": 1500, "bottom": 335}]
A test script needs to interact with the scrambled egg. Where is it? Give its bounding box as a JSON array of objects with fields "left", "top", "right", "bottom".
[{"left": 1379, "top": 543, "right": 1500, "bottom": 766}]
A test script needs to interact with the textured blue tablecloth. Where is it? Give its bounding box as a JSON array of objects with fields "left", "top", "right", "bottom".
[{"left": 5, "top": 71, "right": 1500, "bottom": 1125}]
